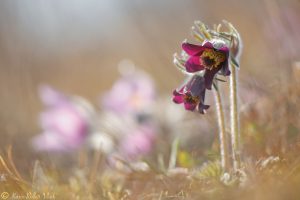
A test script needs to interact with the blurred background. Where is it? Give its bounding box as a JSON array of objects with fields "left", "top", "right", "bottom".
[{"left": 0, "top": 0, "right": 300, "bottom": 166}]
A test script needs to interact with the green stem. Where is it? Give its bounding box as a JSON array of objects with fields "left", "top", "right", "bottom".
[
  {"left": 229, "top": 62, "right": 241, "bottom": 170},
  {"left": 168, "top": 137, "right": 179, "bottom": 170},
  {"left": 213, "top": 83, "right": 231, "bottom": 172}
]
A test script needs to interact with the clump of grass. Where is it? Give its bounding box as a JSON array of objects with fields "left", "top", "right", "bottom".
[
  {"left": 1, "top": 67, "right": 300, "bottom": 200},
  {"left": 1, "top": 143, "right": 300, "bottom": 199}
]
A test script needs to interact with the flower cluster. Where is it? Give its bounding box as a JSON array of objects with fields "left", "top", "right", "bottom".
[
  {"left": 32, "top": 67, "right": 158, "bottom": 162},
  {"left": 172, "top": 21, "right": 241, "bottom": 114},
  {"left": 101, "top": 66, "right": 158, "bottom": 160}
]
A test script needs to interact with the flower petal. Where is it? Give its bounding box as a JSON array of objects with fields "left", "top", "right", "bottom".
[
  {"left": 182, "top": 42, "right": 206, "bottom": 56},
  {"left": 189, "top": 76, "right": 206, "bottom": 97},
  {"left": 198, "top": 103, "right": 210, "bottom": 114},
  {"left": 219, "top": 46, "right": 229, "bottom": 53},
  {"left": 219, "top": 60, "right": 231, "bottom": 76},
  {"left": 172, "top": 90, "right": 184, "bottom": 104},
  {"left": 204, "top": 67, "right": 221, "bottom": 89},
  {"left": 203, "top": 41, "right": 214, "bottom": 49},
  {"left": 32, "top": 132, "right": 68, "bottom": 152},
  {"left": 39, "top": 85, "right": 66, "bottom": 106},
  {"left": 185, "top": 56, "right": 205, "bottom": 72},
  {"left": 184, "top": 102, "right": 197, "bottom": 111}
]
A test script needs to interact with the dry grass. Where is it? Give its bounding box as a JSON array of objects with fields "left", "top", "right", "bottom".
[{"left": 1, "top": 73, "right": 300, "bottom": 200}]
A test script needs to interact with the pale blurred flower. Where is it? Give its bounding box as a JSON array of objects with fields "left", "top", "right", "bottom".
[
  {"left": 98, "top": 63, "right": 158, "bottom": 160},
  {"left": 119, "top": 124, "right": 156, "bottom": 159},
  {"left": 32, "top": 85, "right": 93, "bottom": 152},
  {"left": 101, "top": 69, "right": 156, "bottom": 115},
  {"left": 99, "top": 111, "right": 136, "bottom": 138},
  {"left": 88, "top": 132, "right": 114, "bottom": 154}
]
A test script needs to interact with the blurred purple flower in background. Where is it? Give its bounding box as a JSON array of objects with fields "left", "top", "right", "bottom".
[
  {"left": 88, "top": 131, "right": 114, "bottom": 154},
  {"left": 32, "top": 85, "right": 93, "bottom": 152},
  {"left": 101, "top": 68, "right": 156, "bottom": 115},
  {"left": 119, "top": 124, "right": 156, "bottom": 159},
  {"left": 100, "top": 62, "right": 158, "bottom": 160}
]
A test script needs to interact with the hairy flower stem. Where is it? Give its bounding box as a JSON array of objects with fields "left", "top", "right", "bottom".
[
  {"left": 229, "top": 62, "right": 241, "bottom": 170},
  {"left": 213, "top": 84, "right": 231, "bottom": 172}
]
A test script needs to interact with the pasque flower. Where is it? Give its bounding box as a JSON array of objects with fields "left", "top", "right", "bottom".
[
  {"left": 172, "top": 21, "right": 237, "bottom": 114},
  {"left": 182, "top": 40, "right": 230, "bottom": 89},
  {"left": 172, "top": 20, "right": 242, "bottom": 172},
  {"left": 102, "top": 70, "right": 155, "bottom": 115},
  {"left": 173, "top": 75, "right": 209, "bottom": 114},
  {"left": 32, "top": 85, "right": 92, "bottom": 152},
  {"left": 100, "top": 67, "right": 158, "bottom": 160},
  {"left": 119, "top": 124, "right": 156, "bottom": 159}
]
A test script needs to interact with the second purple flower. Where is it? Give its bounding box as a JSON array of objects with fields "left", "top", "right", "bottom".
[{"left": 173, "top": 75, "right": 209, "bottom": 114}]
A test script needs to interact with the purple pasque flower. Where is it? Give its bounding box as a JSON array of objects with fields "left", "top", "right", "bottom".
[
  {"left": 102, "top": 70, "right": 156, "bottom": 114},
  {"left": 32, "top": 85, "right": 91, "bottom": 152},
  {"left": 173, "top": 75, "right": 210, "bottom": 114},
  {"left": 182, "top": 40, "right": 230, "bottom": 89},
  {"left": 119, "top": 124, "right": 156, "bottom": 159}
]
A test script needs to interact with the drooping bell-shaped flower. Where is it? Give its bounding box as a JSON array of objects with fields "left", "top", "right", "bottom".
[
  {"left": 182, "top": 40, "right": 230, "bottom": 89},
  {"left": 173, "top": 75, "right": 210, "bottom": 114}
]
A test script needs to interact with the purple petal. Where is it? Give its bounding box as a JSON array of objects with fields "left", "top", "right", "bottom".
[
  {"left": 184, "top": 102, "right": 197, "bottom": 111},
  {"left": 32, "top": 132, "right": 68, "bottom": 152},
  {"left": 173, "top": 86, "right": 184, "bottom": 94},
  {"left": 204, "top": 67, "right": 221, "bottom": 89},
  {"left": 198, "top": 103, "right": 210, "bottom": 114},
  {"left": 219, "top": 46, "right": 230, "bottom": 53},
  {"left": 185, "top": 56, "right": 205, "bottom": 72},
  {"left": 189, "top": 76, "right": 206, "bottom": 97},
  {"left": 120, "top": 125, "right": 156, "bottom": 159},
  {"left": 182, "top": 43, "right": 206, "bottom": 56},
  {"left": 172, "top": 90, "right": 184, "bottom": 104},
  {"left": 219, "top": 60, "right": 231, "bottom": 76},
  {"left": 37, "top": 104, "right": 88, "bottom": 151},
  {"left": 39, "top": 85, "right": 66, "bottom": 106},
  {"left": 198, "top": 89, "right": 209, "bottom": 114},
  {"left": 203, "top": 41, "right": 214, "bottom": 49}
]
